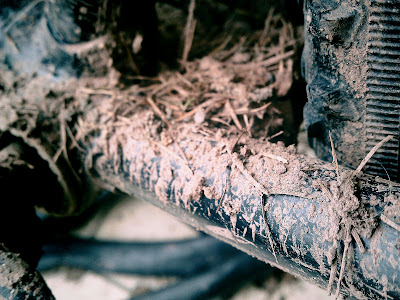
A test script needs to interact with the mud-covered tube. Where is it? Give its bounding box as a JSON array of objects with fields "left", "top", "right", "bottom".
[{"left": 83, "top": 122, "right": 400, "bottom": 300}]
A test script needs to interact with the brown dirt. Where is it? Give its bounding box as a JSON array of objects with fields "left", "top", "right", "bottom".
[
  {"left": 0, "top": 3, "right": 399, "bottom": 299},
  {"left": 78, "top": 85, "right": 400, "bottom": 298}
]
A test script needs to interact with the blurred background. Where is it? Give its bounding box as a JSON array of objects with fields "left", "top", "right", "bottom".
[{"left": 42, "top": 192, "right": 334, "bottom": 300}]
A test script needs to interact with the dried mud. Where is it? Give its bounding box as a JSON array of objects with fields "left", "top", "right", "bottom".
[
  {"left": 0, "top": 6, "right": 399, "bottom": 299},
  {"left": 80, "top": 88, "right": 399, "bottom": 298},
  {"left": 1, "top": 43, "right": 399, "bottom": 299}
]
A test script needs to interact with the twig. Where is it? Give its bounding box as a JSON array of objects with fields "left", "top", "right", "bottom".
[
  {"left": 231, "top": 155, "right": 269, "bottom": 196},
  {"left": 261, "top": 50, "right": 294, "bottom": 67},
  {"left": 157, "top": 99, "right": 181, "bottom": 111},
  {"left": 243, "top": 114, "right": 250, "bottom": 132},
  {"left": 378, "top": 162, "right": 391, "bottom": 182},
  {"left": 172, "top": 85, "right": 190, "bottom": 98},
  {"left": 146, "top": 96, "right": 172, "bottom": 128},
  {"left": 139, "top": 81, "right": 170, "bottom": 96},
  {"left": 230, "top": 129, "right": 246, "bottom": 153},
  {"left": 53, "top": 146, "right": 63, "bottom": 162},
  {"left": 180, "top": 0, "right": 196, "bottom": 70},
  {"left": 329, "top": 131, "right": 340, "bottom": 179},
  {"left": 235, "top": 102, "right": 271, "bottom": 115},
  {"left": 327, "top": 259, "right": 338, "bottom": 295},
  {"left": 173, "top": 139, "right": 192, "bottom": 173},
  {"left": 259, "top": 8, "right": 275, "bottom": 46},
  {"left": 350, "top": 135, "right": 393, "bottom": 180},
  {"left": 182, "top": 97, "right": 195, "bottom": 110},
  {"left": 267, "top": 130, "right": 284, "bottom": 140},
  {"left": 318, "top": 180, "right": 334, "bottom": 202},
  {"left": 67, "top": 125, "right": 86, "bottom": 153},
  {"left": 381, "top": 214, "right": 400, "bottom": 232},
  {"left": 216, "top": 37, "right": 247, "bottom": 61},
  {"left": 176, "top": 97, "right": 225, "bottom": 122},
  {"left": 209, "top": 35, "right": 232, "bottom": 56},
  {"left": 124, "top": 75, "right": 161, "bottom": 82},
  {"left": 264, "top": 153, "right": 288, "bottom": 164},
  {"left": 4, "top": 33, "right": 19, "bottom": 53},
  {"left": 176, "top": 71, "right": 194, "bottom": 88},
  {"left": 210, "top": 117, "right": 231, "bottom": 127},
  {"left": 351, "top": 228, "right": 366, "bottom": 253},
  {"left": 116, "top": 115, "right": 135, "bottom": 124},
  {"left": 236, "top": 50, "right": 294, "bottom": 70},
  {"left": 53, "top": 104, "right": 82, "bottom": 183},
  {"left": 225, "top": 100, "right": 243, "bottom": 130},
  {"left": 248, "top": 102, "right": 272, "bottom": 114},
  {"left": 79, "top": 87, "right": 116, "bottom": 96},
  {"left": 335, "top": 226, "right": 352, "bottom": 299}
]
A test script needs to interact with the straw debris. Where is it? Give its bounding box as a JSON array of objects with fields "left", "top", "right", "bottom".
[{"left": 319, "top": 135, "right": 394, "bottom": 298}]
